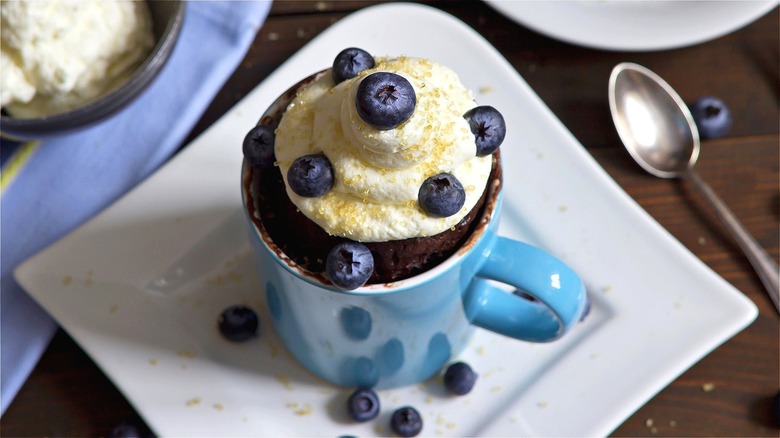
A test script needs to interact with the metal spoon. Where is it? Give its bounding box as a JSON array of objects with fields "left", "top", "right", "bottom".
[{"left": 608, "top": 62, "right": 779, "bottom": 313}]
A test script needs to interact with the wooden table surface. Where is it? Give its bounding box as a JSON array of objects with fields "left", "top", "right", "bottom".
[{"left": 2, "top": 1, "right": 778, "bottom": 436}]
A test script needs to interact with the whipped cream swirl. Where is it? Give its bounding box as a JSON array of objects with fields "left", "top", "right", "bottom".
[{"left": 274, "top": 56, "right": 493, "bottom": 242}]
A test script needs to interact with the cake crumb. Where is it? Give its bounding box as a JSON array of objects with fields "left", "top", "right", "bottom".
[
  {"left": 698, "top": 236, "right": 707, "bottom": 245},
  {"left": 266, "top": 32, "right": 279, "bottom": 42},
  {"left": 537, "top": 401, "right": 548, "bottom": 409},
  {"left": 177, "top": 350, "right": 198, "bottom": 359},
  {"left": 267, "top": 340, "right": 280, "bottom": 358},
  {"left": 186, "top": 397, "right": 202, "bottom": 407},
  {"left": 109, "top": 304, "right": 119, "bottom": 314},
  {"left": 148, "top": 358, "right": 158, "bottom": 366},
  {"left": 559, "top": 205, "right": 569, "bottom": 213},
  {"left": 601, "top": 285, "right": 613, "bottom": 293},
  {"left": 645, "top": 418, "right": 654, "bottom": 427},
  {"left": 294, "top": 403, "right": 313, "bottom": 416},
  {"left": 702, "top": 382, "right": 716, "bottom": 392},
  {"left": 478, "top": 85, "right": 493, "bottom": 94},
  {"left": 276, "top": 374, "right": 293, "bottom": 390},
  {"left": 669, "top": 420, "right": 677, "bottom": 427},
  {"left": 214, "top": 403, "right": 224, "bottom": 411},
  {"left": 490, "top": 385, "right": 502, "bottom": 393},
  {"left": 63, "top": 275, "right": 73, "bottom": 286}
]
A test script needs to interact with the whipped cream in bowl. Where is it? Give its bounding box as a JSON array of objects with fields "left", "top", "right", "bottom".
[{"left": 0, "top": 0, "right": 185, "bottom": 139}]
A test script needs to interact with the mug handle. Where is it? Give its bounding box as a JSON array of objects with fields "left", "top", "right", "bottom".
[{"left": 464, "top": 235, "right": 587, "bottom": 342}]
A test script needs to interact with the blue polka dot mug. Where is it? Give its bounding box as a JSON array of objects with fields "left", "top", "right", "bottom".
[{"left": 240, "top": 74, "right": 587, "bottom": 389}]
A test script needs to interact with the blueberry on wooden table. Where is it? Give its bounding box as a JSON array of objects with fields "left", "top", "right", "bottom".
[{"left": 689, "top": 96, "right": 732, "bottom": 139}]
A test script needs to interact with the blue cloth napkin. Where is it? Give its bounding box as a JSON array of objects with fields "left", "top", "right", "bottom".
[{"left": 0, "top": 1, "right": 271, "bottom": 415}]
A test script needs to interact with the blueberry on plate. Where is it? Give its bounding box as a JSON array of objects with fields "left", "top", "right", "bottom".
[
  {"left": 326, "top": 242, "right": 374, "bottom": 290},
  {"left": 218, "top": 305, "right": 259, "bottom": 342},
  {"left": 242, "top": 125, "right": 276, "bottom": 169},
  {"left": 332, "top": 47, "right": 375, "bottom": 84},
  {"left": 418, "top": 173, "right": 466, "bottom": 218},
  {"left": 443, "top": 361, "right": 478, "bottom": 395},
  {"left": 356, "top": 72, "right": 416, "bottom": 130},
  {"left": 463, "top": 105, "right": 506, "bottom": 156},
  {"left": 346, "top": 387, "right": 380, "bottom": 422},
  {"left": 390, "top": 406, "right": 423, "bottom": 437},
  {"left": 689, "top": 96, "right": 732, "bottom": 139},
  {"left": 287, "top": 153, "right": 334, "bottom": 197}
]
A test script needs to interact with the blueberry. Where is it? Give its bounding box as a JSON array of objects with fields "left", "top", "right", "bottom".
[
  {"left": 390, "top": 406, "right": 423, "bottom": 437},
  {"left": 326, "top": 242, "right": 374, "bottom": 290},
  {"left": 689, "top": 96, "right": 732, "bottom": 139},
  {"left": 463, "top": 105, "right": 506, "bottom": 156},
  {"left": 332, "top": 47, "right": 375, "bottom": 84},
  {"left": 287, "top": 154, "right": 334, "bottom": 197},
  {"left": 242, "top": 125, "right": 276, "bottom": 169},
  {"left": 418, "top": 173, "right": 466, "bottom": 218},
  {"left": 346, "top": 387, "right": 380, "bottom": 422},
  {"left": 109, "top": 420, "right": 145, "bottom": 438},
  {"left": 443, "top": 361, "right": 478, "bottom": 395},
  {"left": 355, "top": 72, "right": 416, "bottom": 130},
  {"left": 218, "top": 305, "right": 259, "bottom": 342}
]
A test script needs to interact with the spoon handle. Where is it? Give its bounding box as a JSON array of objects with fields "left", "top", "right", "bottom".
[{"left": 685, "top": 168, "right": 780, "bottom": 313}]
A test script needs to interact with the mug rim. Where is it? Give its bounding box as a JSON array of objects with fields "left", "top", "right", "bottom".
[{"left": 241, "top": 156, "right": 503, "bottom": 296}]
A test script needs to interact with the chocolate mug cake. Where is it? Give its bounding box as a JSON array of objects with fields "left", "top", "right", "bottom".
[{"left": 243, "top": 48, "right": 505, "bottom": 288}]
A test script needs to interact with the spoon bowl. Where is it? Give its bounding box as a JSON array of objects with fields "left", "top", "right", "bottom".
[
  {"left": 608, "top": 62, "right": 779, "bottom": 313},
  {"left": 609, "top": 62, "right": 700, "bottom": 178}
]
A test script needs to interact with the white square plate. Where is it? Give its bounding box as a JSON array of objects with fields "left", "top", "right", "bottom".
[{"left": 15, "top": 3, "right": 756, "bottom": 436}]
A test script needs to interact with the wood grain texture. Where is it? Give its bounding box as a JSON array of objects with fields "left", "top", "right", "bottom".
[{"left": 2, "top": 2, "right": 777, "bottom": 436}]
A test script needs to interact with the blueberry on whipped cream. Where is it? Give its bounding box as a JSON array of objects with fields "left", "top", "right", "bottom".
[
  {"left": 356, "top": 72, "right": 416, "bottom": 130},
  {"left": 332, "top": 47, "right": 375, "bottom": 84},
  {"left": 242, "top": 125, "right": 276, "bottom": 169},
  {"left": 287, "top": 153, "right": 334, "bottom": 197},
  {"left": 418, "top": 173, "right": 466, "bottom": 218},
  {"left": 464, "top": 105, "right": 506, "bottom": 156}
]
